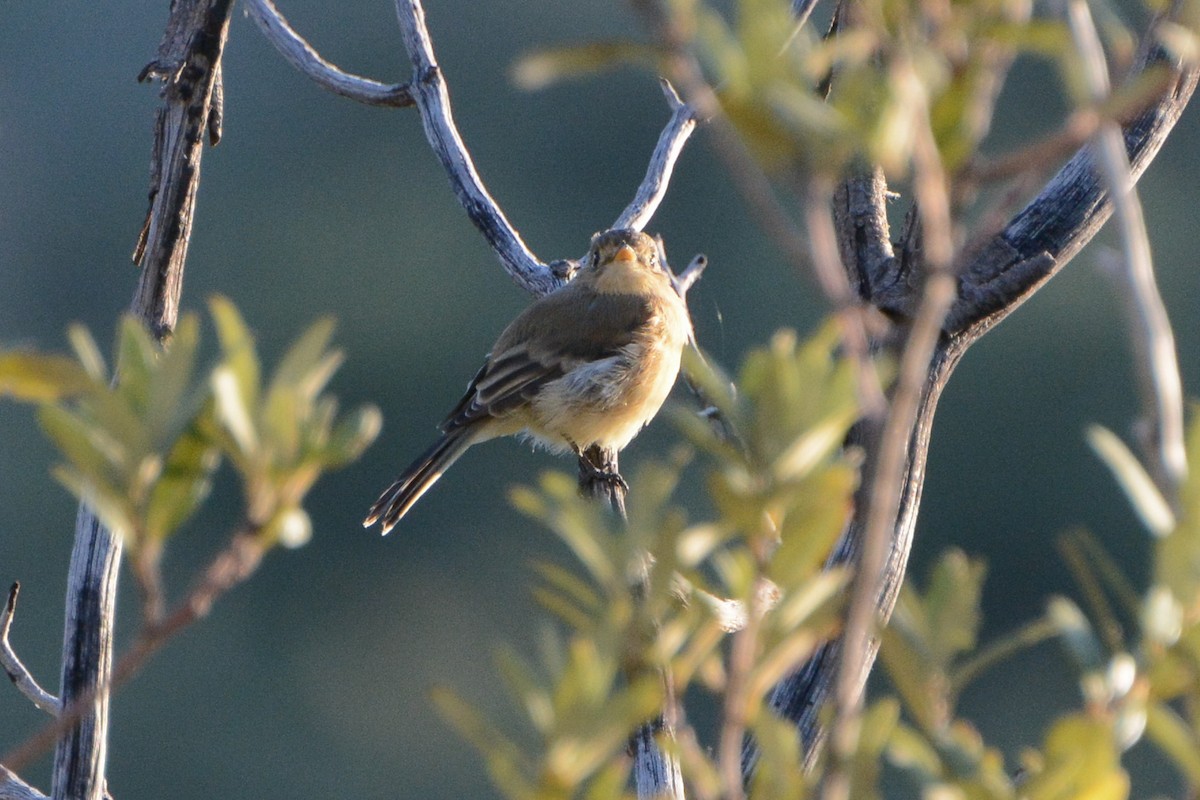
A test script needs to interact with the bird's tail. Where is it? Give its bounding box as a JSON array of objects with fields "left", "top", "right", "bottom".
[{"left": 363, "top": 427, "right": 476, "bottom": 533}]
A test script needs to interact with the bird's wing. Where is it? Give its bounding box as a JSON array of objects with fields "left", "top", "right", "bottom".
[{"left": 440, "top": 289, "right": 654, "bottom": 431}]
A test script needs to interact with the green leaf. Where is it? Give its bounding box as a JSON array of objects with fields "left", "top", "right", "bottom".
[
  {"left": 320, "top": 404, "right": 382, "bottom": 467},
  {"left": 431, "top": 687, "right": 535, "bottom": 799},
  {"left": 1022, "top": 714, "right": 1129, "bottom": 800},
  {"left": 209, "top": 294, "right": 261, "bottom": 413},
  {"left": 143, "top": 313, "right": 203, "bottom": 447},
  {"left": 212, "top": 365, "right": 258, "bottom": 456},
  {"left": 1086, "top": 424, "right": 1174, "bottom": 537},
  {"left": 268, "top": 316, "right": 336, "bottom": 399},
  {"left": 67, "top": 323, "right": 108, "bottom": 381},
  {"left": 923, "top": 549, "right": 986, "bottom": 663},
  {"left": 0, "top": 352, "right": 97, "bottom": 401},
  {"left": 51, "top": 465, "right": 136, "bottom": 543},
  {"left": 495, "top": 645, "right": 554, "bottom": 735},
  {"left": 881, "top": 611, "right": 945, "bottom": 734},
  {"left": 38, "top": 404, "right": 128, "bottom": 484},
  {"left": 886, "top": 722, "right": 943, "bottom": 782},
  {"left": 143, "top": 417, "right": 219, "bottom": 540},
  {"left": 114, "top": 315, "right": 159, "bottom": 415},
  {"left": 770, "top": 463, "right": 857, "bottom": 582},
  {"left": 1144, "top": 701, "right": 1200, "bottom": 785},
  {"left": 748, "top": 712, "right": 808, "bottom": 800}
]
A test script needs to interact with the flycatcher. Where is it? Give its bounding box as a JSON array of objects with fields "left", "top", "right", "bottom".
[{"left": 364, "top": 228, "right": 694, "bottom": 533}]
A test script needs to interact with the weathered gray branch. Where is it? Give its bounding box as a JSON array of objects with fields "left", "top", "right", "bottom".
[
  {"left": 1066, "top": 0, "right": 1186, "bottom": 500},
  {"left": 391, "top": 0, "right": 696, "bottom": 296},
  {"left": 0, "top": 766, "right": 46, "bottom": 800},
  {"left": 1, "top": 584, "right": 60, "bottom": 716},
  {"left": 613, "top": 81, "right": 699, "bottom": 232},
  {"left": 245, "top": 0, "right": 414, "bottom": 107},
  {"left": 763, "top": 9, "right": 1199, "bottom": 771},
  {"left": 43, "top": 3, "right": 235, "bottom": 800}
]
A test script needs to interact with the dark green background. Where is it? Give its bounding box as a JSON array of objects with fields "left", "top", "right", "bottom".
[{"left": 2, "top": 1, "right": 1197, "bottom": 796}]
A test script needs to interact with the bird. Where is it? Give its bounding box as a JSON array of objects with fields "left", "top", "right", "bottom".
[{"left": 363, "top": 228, "right": 694, "bottom": 534}]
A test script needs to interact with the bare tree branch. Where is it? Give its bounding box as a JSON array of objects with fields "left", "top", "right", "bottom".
[
  {"left": 761, "top": 8, "right": 1198, "bottom": 776},
  {"left": 822, "top": 59, "right": 958, "bottom": 800},
  {"left": 48, "top": 4, "right": 236, "bottom": 800},
  {"left": 613, "top": 81, "right": 698, "bottom": 231},
  {"left": 132, "top": 0, "right": 234, "bottom": 337},
  {"left": 946, "top": 35, "right": 1198, "bottom": 336},
  {"left": 390, "top": 0, "right": 559, "bottom": 294},
  {"left": 1, "top": 584, "right": 60, "bottom": 717},
  {"left": 0, "top": 766, "right": 46, "bottom": 800},
  {"left": 245, "top": 0, "right": 414, "bottom": 107},
  {"left": 1065, "top": 0, "right": 1187, "bottom": 500},
  {"left": 5, "top": 528, "right": 266, "bottom": 776}
]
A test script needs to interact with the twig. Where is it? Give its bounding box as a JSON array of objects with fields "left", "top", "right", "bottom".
[
  {"left": 1065, "top": 0, "right": 1187, "bottom": 502},
  {"left": 822, "top": 60, "right": 957, "bottom": 800},
  {"left": 390, "top": 0, "right": 557, "bottom": 295},
  {"left": 576, "top": 447, "right": 686, "bottom": 800},
  {"left": 45, "top": 6, "right": 236, "bottom": 798},
  {"left": 245, "top": 0, "right": 414, "bottom": 107},
  {"left": 962, "top": 110, "right": 1100, "bottom": 185},
  {"left": 672, "top": 254, "right": 708, "bottom": 297},
  {"left": 719, "top": 567, "right": 774, "bottom": 800},
  {"left": 1, "top": 584, "right": 60, "bottom": 716},
  {"left": 0, "top": 766, "right": 46, "bottom": 800},
  {"left": 948, "top": 616, "right": 1061, "bottom": 695},
  {"left": 4, "top": 529, "right": 266, "bottom": 775},
  {"left": 613, "top": 80, "right": 698, "bottom": 231},
  {"left": 632, "top": 0, "right": 886, "bottom": 419}
]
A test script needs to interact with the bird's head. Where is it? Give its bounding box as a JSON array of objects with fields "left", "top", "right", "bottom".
[{"left": 582, "top": 229, "right": 667, "bottom": 294}]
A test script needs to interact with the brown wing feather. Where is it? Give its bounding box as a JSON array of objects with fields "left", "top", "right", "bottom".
[{"left": 440, "top": 287, "right": 655, "bottom": 432}]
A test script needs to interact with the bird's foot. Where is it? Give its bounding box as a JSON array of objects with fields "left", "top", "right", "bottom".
[{"left": 576, "top": 446, "right": 629, "bottom": 494}]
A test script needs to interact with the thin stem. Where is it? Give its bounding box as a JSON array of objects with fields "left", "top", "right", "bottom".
[
  {"left": 634, "top": 0, "right": 885, "bottom": 418},
  {"left": 1, "top": 584, "right": 61, "bottom": 716},
  {"left": 245, "top": 0, "right": 414, "bottom": 107},
  {"left": 4, "top": 530, "right": 265, "bottom": 775},
  {"left": 822, "top": 61, "right": 957, "bottom": 800},
  {"left": 613, "top": 81, "right": 699, "bottom": 232},
  {"left": 949, "top": 616, "right": 1061, "bottom": 695},
  {"left": 0, "top": 766, "right": 46, "bottom": 800},
  {"left": 1065, "top": 0, "right": 1187, "bottom": 502}
]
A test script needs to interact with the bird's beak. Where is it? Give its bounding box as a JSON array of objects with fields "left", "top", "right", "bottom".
[{"left": 614, "top": 244, "right": 637, "bottom": 264}]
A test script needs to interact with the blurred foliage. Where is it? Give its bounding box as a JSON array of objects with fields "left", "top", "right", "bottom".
[
  {"left": 436, "top": 325, "right": 866, "bottom": 798},
  {"left": 435, "top": 319, "right": 1200, "bottom": 799},
  {"left": 514, "top": 0, "right": 1200, "bottom": 205},
  {"left": 0, "top": 297, "right": 379, "bottom": 597}
]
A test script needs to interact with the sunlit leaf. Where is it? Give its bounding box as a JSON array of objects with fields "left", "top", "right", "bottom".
[
  {"left": 1021, "top": 714, "right": 1129, "bottom": 800},
  {"left": 67, "top": 323, "right": 107, "bottom": 381},
  {"left": 321, "top": 404, "right": 382, "bottom": 467},
  {"left": 0, "top": 352, "right": 96, "bottom": 401},
  {"left": 1086, "top": 424, "right": 1174, "bottom": 537},
  {"left": 143, "top": 418, "right": 219, "bottom": 540},
  {"left": 1144, "top": 701, "right": 1200, "bottom": 784},
  {"left": 209, "top": 294, "right": 261, "bottom": 413},
  {"left": 212, "top": 365, "right": 258, "bottom": 456},
  {"left": 923, "top": 549, "right": 986, "bottom": 662}
]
